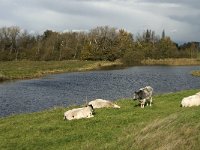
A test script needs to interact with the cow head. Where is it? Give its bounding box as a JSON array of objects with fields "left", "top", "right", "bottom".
[
  {"left": 133, "top": 90, "right": 143, "bottom": 100},
  {"left": 87, "top": 104, "right": 95, "bottom": 114},
  {"left": 88, "top": 104, "right": 93, "bottom": 110}
]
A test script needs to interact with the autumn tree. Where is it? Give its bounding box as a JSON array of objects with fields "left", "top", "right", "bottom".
[
  {"left": 0, "top": 25, "right": 198, "bottom": 62},
  {"left": 0, "top": 26, "right": 21, "bottom": 60},
  {"left": 81, "top": 26, "right": 119, "bottom": 61}
]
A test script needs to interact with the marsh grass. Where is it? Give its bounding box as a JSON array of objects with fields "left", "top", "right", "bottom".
[
  {"left": 0, "top": 60, "right": 122, "bottom": 82},
  {"left": 142, "top": 58, "right": 200, "bottom": 66},
  {"left": 141, "top": 58, "right": 200, "bottom": 77},
  {"left": 1, "top": 90, "right": 200, "bottom": 150}
]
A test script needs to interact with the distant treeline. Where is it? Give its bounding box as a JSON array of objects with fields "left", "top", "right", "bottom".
[{"left": 0, "top": 26, "right": 199, "bottom": 64}]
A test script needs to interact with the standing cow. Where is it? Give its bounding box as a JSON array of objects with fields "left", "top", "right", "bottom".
[{"left": 133, "top": 86, "right": 153, "bottom": 108}]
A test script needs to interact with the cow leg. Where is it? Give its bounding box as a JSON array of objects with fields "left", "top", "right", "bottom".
[
  {"left": 87, "top": 115, "right": 94, "bottom": 118},
  {"left": 150, "top": 97, "right": 152, "bottom": 106},
  {"left": 140, "top": 102, "right": 144, "bottom": 108},
  {"left": 141, "top": 99, "right": 146, "bottom": 108},
  {"left": 141, "top": 103, "right": 144, "bottom": 108}
]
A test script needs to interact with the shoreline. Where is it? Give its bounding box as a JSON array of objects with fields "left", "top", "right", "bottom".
[
  {"left": 0, "top": 60, "right": 123, "bottom": 83},
  {"left": 0, "top": 58, "right": 200, "bottom": 83},
  {"left": 0, "top": 89, "right": 199, "bottom": 118}
]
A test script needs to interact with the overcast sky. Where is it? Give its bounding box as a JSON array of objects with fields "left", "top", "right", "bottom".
[{"left": 0, "top": 0, "right": 199, "bottom": 42}]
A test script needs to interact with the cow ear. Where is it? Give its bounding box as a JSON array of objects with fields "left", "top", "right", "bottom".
[
  {"left": 88, "top": 104, "right": 94, "bottom": 110},
  {"left": 140, "top": 89, "right": 145, "bottom": 93}
]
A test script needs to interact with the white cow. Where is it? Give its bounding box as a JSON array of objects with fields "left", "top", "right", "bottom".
[
  {"left": 88, "top": 99, "right": 120, "bottom": 109},
  {"left": 64, "top": 105, "right": 94, "bottom": 120},
  {"left": 181, "top": 92, "right": 200, "bottom": 107},
  {"left": 133, "top": 86, "right": 153, "bottom": 108}
]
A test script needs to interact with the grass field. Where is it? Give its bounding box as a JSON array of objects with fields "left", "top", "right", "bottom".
[
  {"left": 1, "top": 89, "right": 200, "bottom": 150},
  {"left": 0, "top": 60, "right": 122, "bottom": 82}
]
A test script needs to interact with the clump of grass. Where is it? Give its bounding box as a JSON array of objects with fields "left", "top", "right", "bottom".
[
  {"left": 191, "top": 70, "right": 200, "bottom": 77},
  {"left": 0, "top": 73, "right": 8, "bottom": 82},
  {"left": 142, "top": 58, "right": 200, "bottom": 66},
  {"left": 1, "top": 89, "right": 200, "bottom": 149}
]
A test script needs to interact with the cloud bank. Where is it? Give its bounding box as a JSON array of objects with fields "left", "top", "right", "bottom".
[{"left": 0, "top": 0, "right": 199, "bottom": 42}]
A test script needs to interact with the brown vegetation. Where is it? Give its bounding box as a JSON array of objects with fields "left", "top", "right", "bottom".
[{"left": 142, "top": 58, "right": 200, "bottom": 66}]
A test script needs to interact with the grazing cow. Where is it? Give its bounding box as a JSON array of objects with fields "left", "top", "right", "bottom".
[
  {"left": 181, "top": 92, "right": 200, "bottom": 107},
  {"left": 88, "top": 99, "right": 120, "bottom": 109},
  {"left": 133, "top": 86, "right": 153, "bottom": 108},
  {"left": 64, "top": 105, "right": 94, "bottom": 120}
]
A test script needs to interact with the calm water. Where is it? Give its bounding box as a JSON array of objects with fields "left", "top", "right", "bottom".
[{"left": 1, "top": 66, "right": 200, "bottom": 117}]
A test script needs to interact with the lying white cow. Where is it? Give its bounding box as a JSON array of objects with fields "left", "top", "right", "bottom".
[
  {"left": 181, "top": 92, "right": 200, "bottom": 107},
  {"left": 64, "top": 105, "right": 94, "bottom": 120},
  {"left": 88, "top": 99, "right": 120, "bottom": 109}
]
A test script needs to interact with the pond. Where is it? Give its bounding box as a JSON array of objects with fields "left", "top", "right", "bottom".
[{"left": 1, "top": 66, "right": 200, "bottom": 117}]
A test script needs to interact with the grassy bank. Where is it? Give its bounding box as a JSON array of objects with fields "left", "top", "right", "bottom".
[
  {"left": 1, "top": 58, "right": 200, "bottom": 82},
  {"left": 141, "top": 58, "right": 200, "bottom": 66},
  {"left": 1, "top": 89, "right": 200, "bottom": 150},
  {"left": 0, "top": 60, "right": 122, "bottom": 82}
]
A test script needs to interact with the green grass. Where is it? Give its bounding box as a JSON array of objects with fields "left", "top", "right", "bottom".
[
  {"left": 1, "top": 89, "right": 200, "bottom": 150},
  {"left": 0, "top": 60, "right": 122, "bottom": 81}
]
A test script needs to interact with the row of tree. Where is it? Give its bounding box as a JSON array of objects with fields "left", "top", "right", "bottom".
[{"left": 0, "top": 26, "right": 199, "bottom": 64}]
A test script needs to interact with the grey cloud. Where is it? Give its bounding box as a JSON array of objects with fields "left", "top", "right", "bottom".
[
  {"left": 169, "top": 14, "right": 200, "bottom": 26},
  {"left": 0, "top": 0, "right": 199, "bottom": 42},
  {"left": 138, "top": 0, "right": 200, "bottom": 9},
  {"left": 38, "top": 0, "right": 99, "bottom": 16}
]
